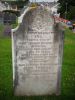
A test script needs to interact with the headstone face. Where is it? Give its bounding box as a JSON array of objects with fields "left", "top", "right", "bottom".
[
  {"left": 10, "top": 13, "right": 16, "bottom": 24},
  {"left": 12, "top": 6, "right": 64, "bottom": 96},
  {"left": 3, "top": 12, "right": 11, "bottom": 24}
]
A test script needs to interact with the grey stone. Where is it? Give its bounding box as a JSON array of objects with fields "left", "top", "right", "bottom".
[{"left": 11, "top": 6, "right": 64, "bottom": 96}]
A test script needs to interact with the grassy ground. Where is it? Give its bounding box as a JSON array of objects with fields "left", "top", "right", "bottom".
[
  {"left": 61, "top": 29, "right": 75, "bottom": 96},
  {"left": 0, "top": 28, "right": 75, "bottom": 100}
]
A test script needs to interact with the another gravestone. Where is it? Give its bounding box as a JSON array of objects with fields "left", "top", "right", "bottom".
[
  {"left": 11, "top": 5, "right": 64, "bottom": 96},
  {"left": 0, "top": 12, "right": 3, "bottom": 24},
  {"left": 10, "top": 13, "right": 16, "bottom": 24},
  {"left": 3, "top": 12, "right": 11, "bottom": 24}
]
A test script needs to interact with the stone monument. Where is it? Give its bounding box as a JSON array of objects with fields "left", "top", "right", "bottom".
[{"left": 11, "top": 5, "right": 64, "bottom": 96}]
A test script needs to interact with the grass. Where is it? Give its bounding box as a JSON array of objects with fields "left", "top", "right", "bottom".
[
  {"left": 0, "top": 28, "right": 75, "bottom": 99},
  {"left": 61, "top": 29, "right": 75, "bottom": 96}
]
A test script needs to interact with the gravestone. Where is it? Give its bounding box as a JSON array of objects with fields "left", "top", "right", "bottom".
[
  {"left": 0, "top": 12, "right": 3, "bottom": 24},
  {"left": 11, "top": 5, "right": 64, "bottom": 96},
  {"left": 3, "top": 12, "right": 11, "bottom": 24},
  {"left": 10, "top": 13, "right": 16, "bottom": 24}
]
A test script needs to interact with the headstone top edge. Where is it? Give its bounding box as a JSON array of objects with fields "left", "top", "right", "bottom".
[{"left": 11, "top": 5, "right": 52, "bottom": 33}]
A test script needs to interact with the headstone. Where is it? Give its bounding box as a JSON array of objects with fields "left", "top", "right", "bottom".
[
  {"left": 0, "top": 12, "right": 3, "bottom": 24},
  {"left": 11, "top": 5, "right": 64, "bottom": 96},
  {"left": 10, "top": 13, "right": 16, "bottom": 24},
  {"left": 3, "top": 12, "right": 11, "bottom": 24}
]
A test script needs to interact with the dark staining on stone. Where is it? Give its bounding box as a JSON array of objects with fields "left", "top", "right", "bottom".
[
  {"left": 53, "top": 23, "right": 60, "bottom": 43},
  {"left": 13, "top": 38, "right": 19, "bottom": 90},
  {"left": 14, "top": 60, "right": 19, "bottom": 91}
]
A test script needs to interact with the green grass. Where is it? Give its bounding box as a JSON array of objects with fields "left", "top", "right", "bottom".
[
  {"left": 61, "top": 29, "right": 75, "bottom": 95},
  {"left": 0, "top": 28, "right": 75, "bottom": 99}
]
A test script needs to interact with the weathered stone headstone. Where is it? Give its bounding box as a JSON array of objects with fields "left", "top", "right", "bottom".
[
  {"left": 10, "top": 13, "right": 16, "bottom": 24},
  {"left": 0, "top": 12, "right": 3, "bottom": 24},
  {"left": 3, "top": 12, "right": 11, "bottom": 24},
  {"left": 11, "top": 5, "right": 64, "bottom": 96}
]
